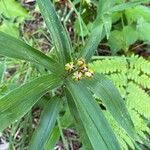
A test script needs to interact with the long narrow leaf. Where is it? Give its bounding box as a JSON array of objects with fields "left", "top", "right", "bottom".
[
  {"left": 29, "top": 97, "right": 61, "bottom": 150},
  {"left": 0, "top": 74, "right": 61, "bottom": 132},
  {"left": 80, "top": 0, "right": 115, "bottom": 62},
  {"left": 66, "top": 80, "right": 121, "bottom": 150},
  {"left": 83, "top": 73, "right": 136, "bottom": 139},
  {"left": 65, "top": 90, "right": 93, "bottom": 150},
  {"left": 37, "top": 0, "right": 72, "bottom": 64},
  {"left": 111, "top": 0, "right": 150, "bottom": 12},
  {"left": 0, "top": 32, "right": 62, "bottom": 74},
  {"left": 80, "top": 24, "right": 103, "bottom": 62},
  {"left": 45, "top": 110, "right": 74, "bottom": 150}
]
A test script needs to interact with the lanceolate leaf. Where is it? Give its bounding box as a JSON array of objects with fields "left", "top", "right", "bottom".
[
  {"left": 45, "top": 110, "right": 74, "bottom": 150},
  {"left": 80, "top": 24, "right": 103, "bottom": 62},
  {"left": 110, "top": 0, "right": 150, "bottom": 12},
  {"left": 0, "top": 74, "right": 62, "bottom": 132},
  {"left": 65, "top": 89, "right": 93, "bottom": 150},
  {"left": 0, "top": 32, "right": 62, "bottom": 74},
  {"left": 83, "top": 73, "right": 135, "bottom": 138},
  {"left": 37, "top": 0, "right": 72, "bottom": 64},
  {"left": 29, "top": 97, "right": 61, "bottom": 150},
  {"left": 66, "top": 80, "right": 121, "bottom": 150},
  {"left": 80, "top": 0, "right": 116, "bottom": 62}
]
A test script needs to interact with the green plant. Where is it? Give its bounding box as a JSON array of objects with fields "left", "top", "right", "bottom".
[
  {"left": 0, "top": 0, "right": 149, "bottom": 149},
  {"left": 90, "top": 55, "right": 150, "bottom": 149},
  {"left": 108, "top": 1, "right": 150, "bottom": 53},
  {"left": 73, "top": 0, "right": 150, "bottom": 54},
  {"left": 0, "top": 0, "right": 29, "bottom": 37}
]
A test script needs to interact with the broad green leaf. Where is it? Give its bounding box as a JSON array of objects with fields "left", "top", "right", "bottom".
[
  {"left": 29, "top": 97, "right": 61, "bottom": 150},
  {"left": 37, "top": 0, "right": 72, "bottom": 64},
  {"left": 108, "top": 26, "right": 138, "bottom": 53},
  {"left": 138, "top": 22, "right": 150, "bottom": 42},
  {"left": 80, "top": 24, "right": 103, "bottom": 62},
  {"left": 122, "top": 26, "right": 138, "bottom": 46},
  {"left": 0, "top": 0, "right": 28, "bottom": 18},
  {"left": 111, "top": 0, "right": 150, "bottom": 12},
  {"left": 82, "top": 73, "right": 135, "bottom": 139},
  {"left": 108, "top": 30, "right": 123, "bottom": 53},
  {"left": 66, "top": 80, "right": 121, "bottom": 150},
  {"left": 0, "top": 74, "right": 62, "bottom": 132},
  {"left": 125, "top": 5, "right": 150, "bottom": 24},
  {"left": 0, "top": 32, "right": 63, "bottom": 74}
]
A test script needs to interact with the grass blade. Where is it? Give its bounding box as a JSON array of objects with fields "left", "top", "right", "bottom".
[
  {"left": 0, "top": 74, "right": 61, "bottom": 132},
  {"left": 66, "top": 79, "right": 121, "bottom": 150},
  {"left": 83, "top": 73, "right": 136, "bottom": 139},
  {"left": 0, "top": 32, "right": 62, "bottom": 74},
  {"left": 37, "top": 0, "right": 72, "bottom": 64},
  {"left": 29, "top": 97, "right": 61, "bottom": 150}
]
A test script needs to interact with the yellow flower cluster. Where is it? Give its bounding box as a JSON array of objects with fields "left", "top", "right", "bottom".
[{"left": 65, "top": 58, "right": 94, "bottom": 81}]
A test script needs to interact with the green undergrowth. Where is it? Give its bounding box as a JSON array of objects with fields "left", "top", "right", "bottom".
[{"left": 90, "top": 55, "right": 150, "bottom": 150}]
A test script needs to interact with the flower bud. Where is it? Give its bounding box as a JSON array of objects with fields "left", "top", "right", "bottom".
[{"left": 77, "top": 58, "right": 85, "bottom": 67}]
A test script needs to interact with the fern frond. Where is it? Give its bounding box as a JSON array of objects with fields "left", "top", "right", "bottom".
[
  {"left": 127, "top": 69, "right": 150, "bottom": 89},
  {"left": 107, "top": 73, "right": 127, "bottom": 97},
  {"left": 104, "top": 111, "right": 135, "bottom": 150},
  {"left": 128, "top": 109, "right": 150, "bottom": 138},
  {"left": 90, "top": 55, "right": 150, "bottom": 150},
  {"left": 126, "top": 82, "right": 150, "bottom": 119},
  {"left": 90, "top": 57, "right": 127, "bottom": 74},
  {"left": 109, "top": 73, "right": 127, "bottom": 87},
  {"left": 130, "top": 55, "right": 150, "bottom": 75},
  {"left": 104, "top": 109, "right": 149, "bottom": 150}
]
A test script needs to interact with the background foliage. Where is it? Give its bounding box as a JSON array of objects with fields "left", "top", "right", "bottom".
[{"left": 90, "top": 55, "right": 150, "bottom": 150}]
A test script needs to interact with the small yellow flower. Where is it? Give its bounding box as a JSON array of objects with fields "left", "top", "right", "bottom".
[
  {"left": 72, "top": 71, "right": 83, "bottom": 81},
  {"left": 77, "top": 58, "right": 85, "bottom": 67},
  {"left": 84, "top": 69, "right": 94, "bottom": 78},
  {"left": 65, "top": 62, "right": 75, "bottom": 71},
  {"left": 80, "top": 64, "right": 88, "bottom": 73}
]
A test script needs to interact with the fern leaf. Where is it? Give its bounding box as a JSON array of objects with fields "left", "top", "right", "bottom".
[
  {"left": 90, "top": 55, "right": 150, "bottom": 150},
  {"left": 126, "top": 82, "right": 150, "bottom": 119}
]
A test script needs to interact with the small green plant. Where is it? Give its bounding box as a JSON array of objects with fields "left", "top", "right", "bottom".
[
  {"left": 74, "top": 0, "right": 150, "bottom": 54},
  {"left": 108, "top": 0, "right": 150, "bottom": 53},
  {"left": 0, "top": 0, "right": 29, "bottom": 37},
  {"left": 0, "top": 0, "right": 150, "bottom": 149},
  {"left": 90, "top": 55, "right": 150, "bottom": 149}
]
